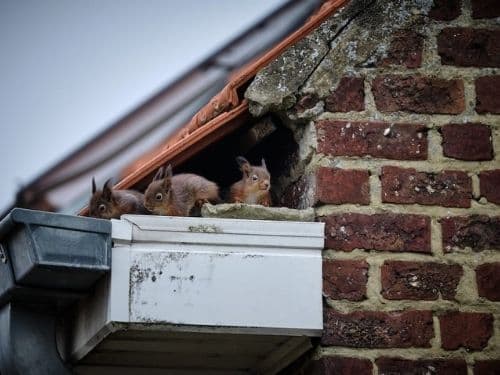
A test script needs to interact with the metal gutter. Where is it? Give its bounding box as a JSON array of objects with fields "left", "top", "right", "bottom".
[{"left": 0, "top": 208, "right": 111, "bottom": 374}]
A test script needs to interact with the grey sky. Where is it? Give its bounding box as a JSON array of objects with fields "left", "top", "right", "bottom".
[{"left": 0, "top": 0, "right": 285, "bottom": 211}]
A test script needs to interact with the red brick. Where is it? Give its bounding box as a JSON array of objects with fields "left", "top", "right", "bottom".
[
  {"left": 429, "top": 0, "right": 462, "bottom": 21},
  {"left": 293, "top": 93, "right": 320, "bottom": 114},
  {"left": 323, "top": 259, "right": 369, "bottom": 301},
  {"left": 372, "top": 75, "right": 464, "bottom": 114},
  {"left": 472, "top": 0, "right": 500, "bottom": 19},
  {"left": 476, "top": 76, "right": 500, "bottom": 114},
  {"left": 376, "top": 357, "right": 467, "bottom": 375},
  {"left": 441, "top": 123, "right": 493, "bottom": 161},
  {"left": 325, "top": 77, "right": 365, "bottom": 112},
  {"left": 316, "top": 120, "right": 427, "bottom": 160},
  {"left": 381, "top": 261, "right": 463, "bottom": 301},
  {"left": 438, "top": 28, "right": 500, "bottom": 67},
  {"left": 381, "top": 166, "right": 472, "bottom": 208},
  {"left": 441, "top": 215, "right": 500, "bottom": 252},
  {"left": 307, "top": 357, "right": 373, "bottom": 375},
  {"left": 322, "top": 309, "right": 434, "bottom": 348},
  {"left": 474, "top": 360, "right": 500, "bottom": 375},
  {"left": 379, "top": 30, "right": 423, "bottom": 68},
  {"left": 440, "top": 312, "right": 493, "bottom": 351},
  {"left": 476, "top": 263, "right": 500, "bottom": 301},
  {"left": 315, "top": 168, "right": 370, "bottom": 205},
  {"left": 320, "top": 213, "right": 431, "bottom": 253},
  {"left": 480, "top": 170, "right": 500, "bottom": 205}
]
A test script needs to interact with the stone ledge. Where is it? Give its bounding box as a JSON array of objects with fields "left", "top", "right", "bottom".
[{"left": 201, "top": 203, "right": 315, "bottom": 222}]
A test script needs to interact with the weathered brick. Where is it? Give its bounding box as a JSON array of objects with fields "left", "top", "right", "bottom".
[
  {"left": 320, "top": 213, "right": 431, "bottom": 253},
  {"left": 376, "top": 357, "right": 467, "bottom": 375},
  {"left": 293, "top": 93, "right": 320, "bottom": 114},
  {"left": 441, "top": 123, "right": 493, "bottom": 161},
  {"left": 323, "top": 259, "right": 369, "bottom": 301},
  {"left": 381, "top": 166, "right": 472, "bottom": 208},
  {"left": 372, "top": 75, "right": 464, "bottom": 114},
  {"left": 480, "top": 170, "right": 500, "bottom": 205},
  {"left": 476, "top": 263, "right": 500, "bottom": 301},
  {"left": 381, "top": 261, "right": 463, "bottom": 300},
  {"left": 441, "top": 215, "right": 500, "bottom": 252},
  {"left": 474, "top": 360, "right": 500, "bottom": 375},
  {"left": 440, "top": 312, "right": 493, "bottom": 351},
  {"left": 315, "top": 167, "right": 370, "bottom": 205},
  {"left": 322, "top": 309, "right": 434, "bottom": 348},
  {"left": 476, "top": 76, "right": 500, "bottom": 114},
  {"left": 438, "top": 28, "right": 500, "bottom": 67},
  {"left": 472, "top": 0, "right": 500, "bottom": 19},
  {"left": 307, "top": 357, "right": 373, "bottom": 375},
  {"left": 325, "top": 77, "right": 365, "bottom": 112},
  {"left": 316, "top": 120, "right": 427, "bottom": 160},
  {"left": 380, "top": 30, "right": 423, "bottom": 68},
  {"left": 429, "top": 0, "right": 462, "bottom": 21}
]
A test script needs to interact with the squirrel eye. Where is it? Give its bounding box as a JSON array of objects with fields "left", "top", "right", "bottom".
[
  {"left": 155, "top": 192, "right": 163, "bottom": 200},
  {"left": 98, "top": 204, "right": 106, "bottom": 212},
  {"left": 252, "top": 175, "right": 259, "bottom": 181}
]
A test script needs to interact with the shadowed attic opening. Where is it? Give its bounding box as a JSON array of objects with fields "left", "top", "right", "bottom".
[{"left": 129, "top": 115, "right": 299, "bottom": 206}]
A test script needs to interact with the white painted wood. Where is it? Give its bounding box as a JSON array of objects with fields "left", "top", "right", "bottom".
[{"left": 70, "top": 215, "right": 324, "bottom": 374}]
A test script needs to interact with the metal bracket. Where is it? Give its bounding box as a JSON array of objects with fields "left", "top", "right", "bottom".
[{"left": 0, "top": 244, "right": 7, "bottom": 264}]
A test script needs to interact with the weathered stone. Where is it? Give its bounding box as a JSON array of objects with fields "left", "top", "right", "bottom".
[
  {"left": 322, "top": 309, "right": 434, "bottom": 348},
  {"left": 372, "top": 75, "right": 465, "bottom": 114},
  {"left": 316, "top": 120, "right": 428, "bottom": 160},
  {"left": 439, "top": 312, "right": 493, "bottom": 351},
  {"left": 381, "top": 261, "right": 463, "bottom": 300},
  {"left": 323, "top": 259, "right": 369, "bottom": 301},
  {"left": 476, "top": 76, "right": 500, "bottom": 114},
  {"left": 376, "top": 357, "right": 467, "bottom": 375},
  {"left": 200, "top": 203, "right": 315, "bottom": 221},
  {"left": 429, "top": 0, "right": 462, "bottom": 21},
  {"left": 324, "top": 76, "right": 365, "bottom": 112},
  {"left": 438, "top": 28, "right": 500, "bottom": 67},
  {"left": 441, "top": 123, "right": 493, "bottom": 161},
  {"left": 381, "top": 166, "right": 472, "bottom": 208},
  {"left": 244, "top": 0, "right": 373, "bottom": 116}
]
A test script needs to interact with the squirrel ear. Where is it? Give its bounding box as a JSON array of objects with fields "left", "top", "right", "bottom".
[
  {"left": 261, "top": 158, "right": 267, "bottom": 170},
  {"left": 165, "top": 164, "right": 173, "bottom": 178},
  {"left": 102, "top": 178, "right": 113, "bottom": 200},
  {"left": 92, "top": 177, "right": 97, "bottom": 194},
  {"left": 236, "top": 156, "right": 251, "bottom": 175},
  {"left": 153, "top": 167, "right": 164, "bottom": 181}
]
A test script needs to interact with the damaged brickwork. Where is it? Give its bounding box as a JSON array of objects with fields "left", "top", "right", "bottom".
[{"left": 244, "top": 0, "right": 500, "bottom": 373}]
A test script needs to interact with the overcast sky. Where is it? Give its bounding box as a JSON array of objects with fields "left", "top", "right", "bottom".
[{"left": 0, "top": 0, "right": 286, "bottom": 211}]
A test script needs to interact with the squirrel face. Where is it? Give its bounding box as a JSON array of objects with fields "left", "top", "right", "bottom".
[
  {"left": 237, "top": 156, "right": 271, "bottom": 195},
  {"left": 89, "top": 178, "right": 122, "bottom": 219},
  {"left": 144, "top": 165, "right": 173, "bottom": 215}
]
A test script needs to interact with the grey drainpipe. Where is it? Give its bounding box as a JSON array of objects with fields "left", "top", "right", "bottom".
[{"left": 0, "top": 208, "right": 111, "bottom": 375}]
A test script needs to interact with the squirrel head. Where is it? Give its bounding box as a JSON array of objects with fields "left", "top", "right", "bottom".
[
  {"left": 236, "top": 156, "right": 271, "bottom": 194},
  {"left": 144, "top": 164, "right": 173, "bottom": 214},
  {"left": 89, "top": 178, "right": 121, "bottom": 219}
]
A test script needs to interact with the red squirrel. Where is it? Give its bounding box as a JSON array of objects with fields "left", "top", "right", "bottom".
[
  {"left": 229, "top": 156, "right": 271, "bottom": 206},
  {"left": 144, "top": 165, "right": 219, "bottom": 216},
  {"left": 89, "top": 177, "right": 148, "bottom": 219}
]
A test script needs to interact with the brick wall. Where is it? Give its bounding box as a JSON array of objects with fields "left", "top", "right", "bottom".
[{"left": 247, "top": 0, "right": 500, "bottom": 373}]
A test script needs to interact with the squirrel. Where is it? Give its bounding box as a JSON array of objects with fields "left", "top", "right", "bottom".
[
  {"left": 229, "top": 156, "right": 271, "bottom": 206},
  {"left": 89, "top": 177, "right": 149, "bottom": 219},
  {"left": 144, "top": 164, "right": 220, "bottom": 216}
]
